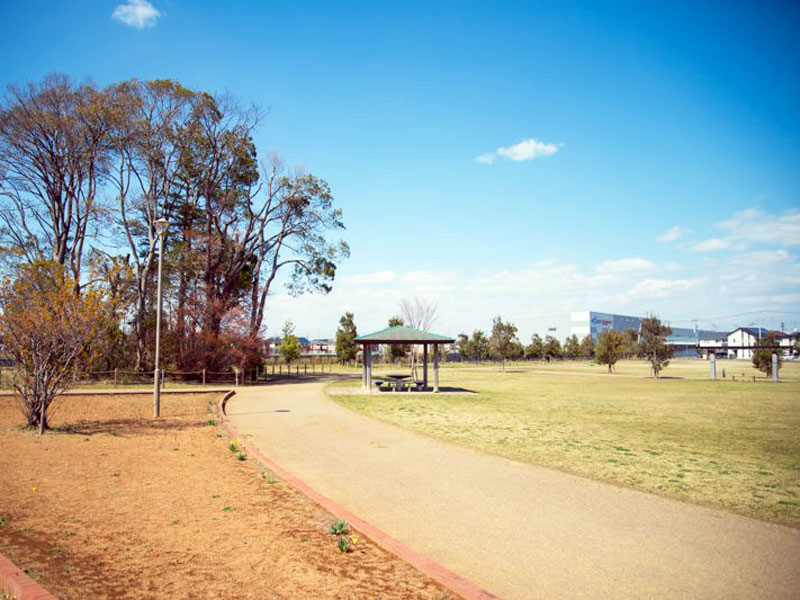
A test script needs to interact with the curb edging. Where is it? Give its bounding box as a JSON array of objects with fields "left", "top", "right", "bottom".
[
  {"left": 219, "top": 390, "right": 498, "bottom": 600},
  {"left": 0, "top": 553, "right": 58, "bottom": 600}
]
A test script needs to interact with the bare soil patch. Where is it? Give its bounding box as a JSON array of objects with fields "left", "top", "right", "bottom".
[{"left": 0, "top": 392, "right": 454, "bottom": 599}]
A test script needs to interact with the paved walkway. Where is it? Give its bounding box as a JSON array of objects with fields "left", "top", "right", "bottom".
[{"left": 227, "top": 381, "right": 800, "bottom": 600}]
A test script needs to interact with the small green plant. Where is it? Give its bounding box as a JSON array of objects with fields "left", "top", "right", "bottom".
[
  {"left": 222, "top": 506, "right": 234, "bottom": 512},
  {"left": 206, "top": 419, "right": 216, "bottom": 426},
  {"left": 337, "top": 536, "right": 350, "bottom": 553},
  {"left": 211, "top": 493, "right": 220, "bottom": 499},
  {"left": 0, "top": 516, "right": 6, "bottom": 526},
  {"left": 236, "top": 452, "right": 247, "bottom": 461},
  {"left": 329, "top": 520, "right": 349, "bottom": 536}
]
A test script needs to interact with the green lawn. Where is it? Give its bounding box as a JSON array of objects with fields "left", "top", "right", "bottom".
[{"left": 329, "top": 360, "right": 800, "bottom": 527}]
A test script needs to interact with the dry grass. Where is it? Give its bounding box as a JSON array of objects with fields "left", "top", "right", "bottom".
[{"left": 331, "top": 360, "right": 800, "bottom": 526}]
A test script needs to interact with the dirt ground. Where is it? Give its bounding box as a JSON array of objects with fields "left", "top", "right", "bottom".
[{"left": 0, "top": 392, "right": 454, "bottom": 599}]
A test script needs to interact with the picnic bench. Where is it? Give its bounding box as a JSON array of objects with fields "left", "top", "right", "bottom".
[{"left": 375, "top": 374, "right": 424, "bottom": 392}]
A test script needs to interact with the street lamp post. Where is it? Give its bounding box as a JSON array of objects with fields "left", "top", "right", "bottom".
[{"left": 153, "top": 218, "right": 170, "bottom": 418}]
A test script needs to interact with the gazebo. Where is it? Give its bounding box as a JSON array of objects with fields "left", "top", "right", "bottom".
[{"left": 354, "top": 326, "right": 455, "bottom": 393}]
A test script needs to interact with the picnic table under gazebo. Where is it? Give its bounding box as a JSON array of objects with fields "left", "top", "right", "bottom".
[{"left": 354, "top": 326, "right": 455, "bottom": 393}]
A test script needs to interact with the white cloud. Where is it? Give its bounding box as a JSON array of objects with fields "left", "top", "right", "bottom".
[
  {"left": 733, "top": 250, "right": 791, "bottom": 267},
  {"left": 112, "top": 0, "right": 161, "bottom": 29},
  {"left": 341, "top": 270, "right": 396, "bottom": 285},
  {"left": 735, "top": 292, "right": 800, "bottom": 306},
  {"left": 476, "top": 138, "right": 562, "bottom": 164},
  {"left": 595, "top": 258, "right": 656, "bottom": 274},
  {"left": 623, "top": 277, "right": 706, "bottom": 301},
  {"left": 497, "top": 138, "right": 561, "bottom": 161},
  {"left": 717, "top": 208, "right": 800, "bottom": 247},
  {"left": 689, "top": 238, "right": 731, "bottom": 252},
  {"left": 657, "top": 225, "right": 693, "bottom": 243}
]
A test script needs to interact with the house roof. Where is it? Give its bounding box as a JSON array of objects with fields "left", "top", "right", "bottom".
[
  {"left": 728, "top": 327, "right": 770, "bottom": 337},
  {"left": 354, "top": 326, "right": 455, "bottom": 344}
]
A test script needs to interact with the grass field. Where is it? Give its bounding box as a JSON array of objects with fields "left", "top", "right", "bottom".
[{"left": 329, "top": 360, "right": 800, "bottom": 527}]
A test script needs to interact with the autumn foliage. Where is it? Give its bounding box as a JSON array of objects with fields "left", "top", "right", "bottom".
[{"left": 0, "top": 260, "right": 105, "bottom": 432}]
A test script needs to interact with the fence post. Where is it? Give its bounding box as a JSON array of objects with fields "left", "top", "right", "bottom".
[
  {"left": 304, "top": 364, "right": 307, "bottom": 375},
  {"left": 114, "top": 368, "right": 118, "bottom": 387},
  {"left": 296, "top": 365, "right": 299, "bottom": 376},
  {"left": 202, "top": 369, "right": 206, "bottom": 385}
]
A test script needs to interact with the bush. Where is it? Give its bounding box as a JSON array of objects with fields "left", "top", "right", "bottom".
[{"left": 0, "top": 260, "right": 105, "bottom": 433}]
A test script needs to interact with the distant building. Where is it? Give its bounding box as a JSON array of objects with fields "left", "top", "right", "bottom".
[
  {"left": 567, "top": 310, "right": 722, "bottom": 358},
  {"left": 724, "top": 327, "right": 769, "bottom": 360},
  {"left": 264, "top": 337, "right": 335, "bottom": 357}
]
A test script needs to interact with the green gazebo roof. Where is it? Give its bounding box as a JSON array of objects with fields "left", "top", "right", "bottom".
[{"left": 354, "top": 326, "right": 454, "bottom": 344}]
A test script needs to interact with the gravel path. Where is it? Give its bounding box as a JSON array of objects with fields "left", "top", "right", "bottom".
[{"left": 227, "top": 381, "right": 800, "bottom": 599}]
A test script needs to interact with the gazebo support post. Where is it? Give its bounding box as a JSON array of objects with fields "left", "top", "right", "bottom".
[
  {"left": 423, "top": 344, "right": 429, "bottom": 389},
  {"left": 362, "top": 346, "right": 367, "bottom": 390},
  {"left": 433, "top": 344, "right": 439, "bottom": 393},
  {"left": 366, "top": 343, "right": 373, "bottom": 392}
]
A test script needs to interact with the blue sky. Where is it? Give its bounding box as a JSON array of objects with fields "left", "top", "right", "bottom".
[{"left": 1, "top": 0, "right": 799, "bottom": 338}]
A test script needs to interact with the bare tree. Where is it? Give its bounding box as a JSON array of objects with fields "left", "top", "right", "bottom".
[
  {"left": 399, "top": 297, "right": 439, "bottom": 378},
  {"left": 400, "top": 297, "right": 439, "bottom": 331},
  {"left": 0, "top": 74, "right": 109, "bottom": 286}
]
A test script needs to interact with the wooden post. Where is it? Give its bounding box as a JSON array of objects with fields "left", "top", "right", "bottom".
[
  {"left": 202, "top": 368, "right": 206, "bottom": 385},
  {"left": 710, "top": 353, "right": 716, "bottom": 380},
  {"left": 423, "top": 344, "right": 429, "bottom": 389},
  {"left": 114, "top": 368, "right": 118, "bottom": 387},
  {"left": 433, "top": 344, "right": 440, "bottom": 393}
]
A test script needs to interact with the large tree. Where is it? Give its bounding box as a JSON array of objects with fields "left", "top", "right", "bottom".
[
  {"left": 335, "top": 312, "right": 358, "bottom": 363},
  {"left": 595, "top": 329, "right": 624, "bottom": 373},
  {"left": 524, "top": 334, "right": 544, "bottom": 360},
  {"left": 103, "top": 78, "right": 198, "bottom": 370},
  {"left": 0, "top": 260, "right": 105, "bottom": 433},
  {"left": 621, "top": 328, "right": 640, "bottom": 359},
  {"left": 278, "top": 320, "right": 302, "bottom": 365},
  {"left": 488, "top": 316, "right": 522, "bottom": 370},
  {"left": 564, "top": 334, "right": 581, "bottom": 359},
  {"left": 543, "top": 336, "right": 563, "bottom": 361},
  {"left": 0, "top": 75, "right": 109, "bottom": 287},
  {"left": 385, "top": 315, "right": 409, "bottom": 361},
  {"left": 752, "top": 333, "right": 782, "bottom": 376},
  {"left": 639, "top": 316, "right": 673, "bottom": 378},
  {"left": 580, "top": 334, "right": 595, "bottom": 359},
  {"left": 457, "top": 330, "right": 490, "bottom": 361}
]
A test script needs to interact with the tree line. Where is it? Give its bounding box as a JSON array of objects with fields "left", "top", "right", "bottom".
[
  {"left": 455, "top": 315, "right": 674, "bottom": 376},
  {"left": 0, "top": 74, "right": 347, "bottom": 431}
]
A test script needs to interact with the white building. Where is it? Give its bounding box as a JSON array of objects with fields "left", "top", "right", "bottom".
[{"left": 725, "top": 327, "right": 768, "bottom": 360}]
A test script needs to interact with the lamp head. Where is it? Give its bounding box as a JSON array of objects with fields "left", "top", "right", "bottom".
[{"left": 154, "top": 218, "right": 170, "bottom": 236}]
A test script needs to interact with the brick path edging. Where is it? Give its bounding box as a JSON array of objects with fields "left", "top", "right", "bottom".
[
  {"left": 0, "top": 553, "right": 58, "bottom": 600},
  {"left": 219, "top": 390, "right": 499, "bottom": 600}
]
